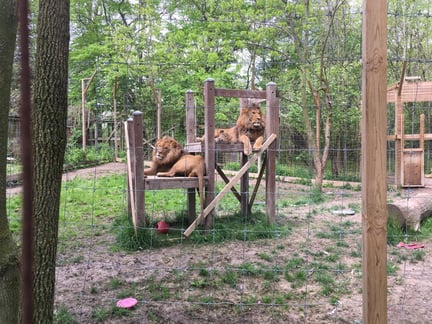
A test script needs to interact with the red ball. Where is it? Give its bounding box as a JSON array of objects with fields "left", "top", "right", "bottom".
[{"left": 156, "top": 221, "right": 169, "bottom": 234}]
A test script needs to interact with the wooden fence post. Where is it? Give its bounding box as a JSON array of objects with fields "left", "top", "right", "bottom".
[
  {"left": 133, "top": 111, "right": 145, "bottom": 227},
  {"left": 362, "top": 0, "right": 388, "bottom": 322},
  {"left": 265, "top": 82, "right": 279, "bottom": 224},
  {"left": 204, "top": 79, "right": 216, "bottom": 228}
]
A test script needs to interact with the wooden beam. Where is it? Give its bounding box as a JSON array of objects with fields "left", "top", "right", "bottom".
[
  {"left": 215, "top": 164, "right": 241, "bottom": 202},
  {"left": 81, "top": 70, "right": 97, "bottom": 153},
  {"left": 265, "top": 82, "right": 279, "bottom": 223},
  {"left": 215, "top": 88, "right": 267, "bottom": 99},
  {"left": 204, "top": 79, "right": 216, "bottom": 228},
  {"left": 133, "top": 111, "right": 145, "bottom": 227},
  {"left": 362, "top": 0, "right": 388, "bottom": 322},
  {"left": 125, "top": 119, "right": 137, "bottom": 233},
  {"left": 113, "top": 77, "right": 119, "bottom": 161},
  {"left": 185, "top": 90, "right": 196, "bottom": 143},
  {"left": 387, "top": 133, "right": 432, "bottom": 141},
  {"left": 184, "top": 134, "right": 277, "bottom": 237},
  {"left": 397, "top": 61, "right": 406, "bottom": 97},
  {"left": 248, "top": 156, "right": 266, "bottom": 213}
]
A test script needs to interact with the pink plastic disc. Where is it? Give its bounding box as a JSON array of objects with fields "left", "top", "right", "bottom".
[{"left": 116, "top": 297, "right": 138, "bottom": 308}]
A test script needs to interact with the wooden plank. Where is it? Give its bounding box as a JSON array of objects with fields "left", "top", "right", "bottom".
[
  {"left": 265, "top": 82, "right": 279, "bottom": 223},
  {"left": 248, "top": 155, "right": 266, "bottom": 213},
  {"left": 133, "top": 112, "right": 145, "bottom": 227},
  {"left": 362, "top": 0, "right": 388, "bottom": 322},
  {"left": 184, "top": 142, "right": 245, "bottom": 153},
  {"left": 125, "top": 120, "right": 137, "bottom": 233},
  {"left": 402, "top": 150, "right": 424, "bottom": 187},
  {"left": 215, "top": 164, "right": 241, "bottom": 202},
  {"left": 387, "top": 133, "right": 432, "bottom": 141},
  {"left": 387, "top": 81, "right": 432, "bottom": 102},
  {"left": 215, "top": 88, "right": 267, "bottom": 99},
  {"left": 144, "top": 176, "right": 208, "bottom": 190},
  {"left": 184, "top": 134, "right": 276, "bottom": 237},
  {"left": 420, "top": 114, "right": 425, "bottom": 149},
  {"left": 186, "top": 90, "right": 196, "bottom": 143},
  {"left": 204, "top": 79, "right": 216, "bottom": 228}
]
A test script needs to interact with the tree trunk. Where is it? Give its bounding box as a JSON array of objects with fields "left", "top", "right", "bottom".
[
  {"left": 32, "top": 0, "right": 70, "bottom": 323},
  {"left": 0, "top": 0, "right": 20, "bottom": 322},
  {"left": 387, "top": 192, "right": 432, "bottom": 232}
]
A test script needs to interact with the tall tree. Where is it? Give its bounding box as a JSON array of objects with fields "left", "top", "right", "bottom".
[
  {"left": 0, "top": 0, "right": 20, "bottom": 322},
  {"left": 32, "top": 0, "right": 70, "bottom": 322}
]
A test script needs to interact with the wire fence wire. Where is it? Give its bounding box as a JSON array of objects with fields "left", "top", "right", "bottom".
[{"left": 6, "top": 1, "right": 432, "bottom": 323}]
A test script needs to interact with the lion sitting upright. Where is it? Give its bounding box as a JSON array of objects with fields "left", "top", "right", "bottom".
[
  {"left": 236, "top": 105, "right": 265, "bottom": 155},
  {"left": 199, "top": 105, "right": 265, "bottom": 155},
  {"left": 144, "top": 136, "right": 206, "bottom": 214}
]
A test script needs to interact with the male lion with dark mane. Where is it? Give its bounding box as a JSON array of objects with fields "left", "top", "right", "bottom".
[
  {"left": 236, "top": 106, "right": 265, "bottom": 155},
  {"left": 144, "top": 136, "right": 206, "bottom": 215}
]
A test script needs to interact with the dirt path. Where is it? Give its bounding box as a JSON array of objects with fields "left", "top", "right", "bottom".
[{"left": 7, "top": 162, "right": 127, "bottom": 196}]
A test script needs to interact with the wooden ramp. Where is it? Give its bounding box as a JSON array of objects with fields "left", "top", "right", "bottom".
[{"left": 184, "top": 133, "right": 277, "bottom": 237}]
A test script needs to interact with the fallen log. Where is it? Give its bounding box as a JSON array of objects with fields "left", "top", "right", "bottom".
[{"left": 387, "top": 193, "right": 432, "bottom": 231}]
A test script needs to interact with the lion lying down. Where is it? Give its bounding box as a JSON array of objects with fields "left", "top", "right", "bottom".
[
  {"left": 199, "top": 106, "right": 265, "bottom": 155},
  {"left": 144, "top": 136, "right": 206, "bottom": 215}
]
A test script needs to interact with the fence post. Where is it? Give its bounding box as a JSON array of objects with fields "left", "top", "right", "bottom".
[{"left": 133, "top": 111, "right": 145, "bottom": 227}]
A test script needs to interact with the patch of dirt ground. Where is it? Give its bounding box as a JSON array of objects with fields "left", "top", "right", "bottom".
[{"left": 15, "top": 162, "right": 432, "bottom": 323}]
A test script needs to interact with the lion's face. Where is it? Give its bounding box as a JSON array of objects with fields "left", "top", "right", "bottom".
[
  {"left": 153, "top": 136, "right": 183, "bottom": 165},
  {"left": 238, "top": 107, "right": 265, "bottom": 130}
]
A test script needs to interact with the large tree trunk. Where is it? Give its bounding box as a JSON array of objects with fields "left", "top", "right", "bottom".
[
  {"left": 0, "top": 0, "right": 20, "bottom": 323},
  {"left": 32, "top": 0, "right": 70, "bottom": 323},
  {"left": 387, "top": 190, "right": 432, "bottom": 232}
]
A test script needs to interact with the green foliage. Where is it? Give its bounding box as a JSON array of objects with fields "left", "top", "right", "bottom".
[
  {"left": 54, "top": 304, "right": 78, "bottom": 324},
  {"left": 64, "top": 143, "right": 115, "bottom": 167},
  {"left": 220, "top": 268, "right": 238, "bottom": 288},
  {"left": 114, "top": 209, "right": 291, "bottom": 251},
  {"left": 91, "top": 308, "right": 109, "bottom": 322}
]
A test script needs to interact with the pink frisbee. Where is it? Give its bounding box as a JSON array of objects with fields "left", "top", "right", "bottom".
[{"left": 116, "top": 297, "right": 138, "bottom": 308}]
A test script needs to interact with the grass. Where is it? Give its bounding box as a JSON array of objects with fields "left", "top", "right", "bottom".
[
  {"left": 6, "top": 166, "right": 432, "bottom": 322},
  {"left": 54, "top": 304, "right": 78, "bottom": 324}
]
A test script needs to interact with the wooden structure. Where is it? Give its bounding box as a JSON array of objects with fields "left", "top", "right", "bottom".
[
  {"left": 387, "top": 64, "right": 432, "bottom": 187},
  {"left": 361, "top": 0, "right": 388, "bottom": 322},
  {"left": 126, "top": 79, "right": 279, "bottom": 236}
]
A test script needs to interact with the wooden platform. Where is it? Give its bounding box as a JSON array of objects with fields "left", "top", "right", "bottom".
[
  {"left": 126, "top": 79, "right": 280, "bottom": 231},
  {"left": 185, "top": 142, "right": 244, "bottom": 153},
  {"left": 144, "top": 175, "right": 208, "bottom": 190}
]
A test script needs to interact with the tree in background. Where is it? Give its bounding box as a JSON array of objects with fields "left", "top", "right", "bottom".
[
  {"left": 0, "top": 0, "right": 20, "bottom": 322},
  {"left": 31, "top": 0, "right": 70, "bottom": 322}
]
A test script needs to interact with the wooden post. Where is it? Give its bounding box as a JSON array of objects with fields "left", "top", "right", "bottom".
[
  {"left": 362, "top": 0, "right": 387, "bottom": 322},
  {"left": 125, "top": 118, "right": 136, "bottom": 228},
  {"left": 394, "top": 62, "right": 406, "bottom": 187},
  {"left": 133, "top": 111, "right": 145, "bottom": 227},
  {"left": 240, "top": 153, "right": 249, "bottom": 216},
  {"left": 113, "top": 77, "right": 118, "bottom": 161},
  {"left": 185, "top": 90, "right": 196, "bottom": 144},
  {"left": 395, "top": 93, "right": 403, "bottom": 187},
  {"left": 239, "top": 98, "right": 249, "bottom": 217},
  {"left": 81, "top": 70, "right": 97, "bottom": 153},
  {"left": 81, "top": 79, "right": 86, "bottom": 153},
  {"left": 265, "top": 82, "right": 279, "bottom": 224},
  {"left": 204, "top": 79, "right": 216, "bottom": 228},
  {"left": 420, "top": 113, "right": 425, "bottom": 149},
  {"left": 185, "top": 90, "right": 197, "bottom": 223},
  {"left": 157, "top": 89, "right": 161, "bottom": 139}
]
